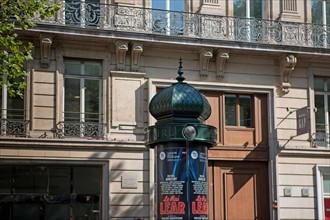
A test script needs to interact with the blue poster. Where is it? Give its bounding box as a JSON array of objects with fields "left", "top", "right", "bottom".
[{"left": 156, "top": 142, "right": 208, "bottom": 220}]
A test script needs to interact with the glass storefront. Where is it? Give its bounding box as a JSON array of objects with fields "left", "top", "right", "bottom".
[{"left": 0, "top": 165, "right": 101, "bottom": 220}]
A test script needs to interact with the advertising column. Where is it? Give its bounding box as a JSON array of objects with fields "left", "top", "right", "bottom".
[{"left": 156, "top": 142, "right": 208, "bottom": 220}]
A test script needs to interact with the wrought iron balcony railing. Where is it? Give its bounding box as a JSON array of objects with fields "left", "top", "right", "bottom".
[
  {"left": 31, "top": 2, "right": 330, "bottom": 49},
  {"left": 53, "top": 121, "right": 106, "bottom": 139},
  {"left": 1, "top": 119, "right": 30, "bottom": 137}
]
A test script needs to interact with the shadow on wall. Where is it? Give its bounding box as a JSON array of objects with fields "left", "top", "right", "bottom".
[{"left": 90, "top": 150, "right": 152, "bottom": 220}]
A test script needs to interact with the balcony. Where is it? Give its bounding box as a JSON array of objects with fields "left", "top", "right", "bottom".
[
  {"left": 53, "top": 121, "right": 107, "bottom": 139},
  {"left": 1, "top": 119, "right": 30, "bottom": 137},
  {"left": 29, "top": 2, "right": 330, "bottom": 51}
]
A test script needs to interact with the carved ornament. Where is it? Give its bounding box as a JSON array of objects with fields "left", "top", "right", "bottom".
[{"left": 199, "top": 49, "right": 213, "bottom": 78}]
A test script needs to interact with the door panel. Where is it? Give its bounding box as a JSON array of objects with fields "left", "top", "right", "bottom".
[{"left": 209, "top": 161, "right": 269, "bottom": 220}]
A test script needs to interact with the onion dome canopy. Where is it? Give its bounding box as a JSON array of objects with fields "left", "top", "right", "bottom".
[{"left": 149, "top": 59, "right": 211, "bottom": 124}]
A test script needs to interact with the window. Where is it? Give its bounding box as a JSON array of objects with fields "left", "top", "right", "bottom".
[
  {"left": 203, "top": 91, "right": 268, "bottom": 147},
  {"left": 0, "top": 78, "right": 27, "bottom": 136},
  {"left": 317, "top": 165, "right": 330, "bottom": 220},
  {"left": 225, "top": 94, "right": 252, "bottom": 127},
  {"left": 0, "top": 165, "right": 102, "bottom": 220},
  {"left": 311, "top": 0, "right": 330, "bottom": 46},
  {"left": 314, "top": 77, "right": 330, "bottom": 147},
  {"left": 65, "top": 0, "right": 101, "bottom": 27},
  {"left": 234, "top": 0, "right": 263, "bottom": 41},
  {"left": 152, "top": 0, "right": 184, "bottom": 35},
  {"left": 63, "top": 59, "right": 103, "bottom": 137}
]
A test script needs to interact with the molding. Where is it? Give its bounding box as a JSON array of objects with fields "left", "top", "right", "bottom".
[
  {"left": 115, "top": 40, "right": 128, "bottom": 71},
  {"left": 216, "top": 51, "right": 229, "bottom": 79},
  {"left": 199, "top": 49, "right": 213, "bottom": 78},
  {"left": 110, "top": 71, "right": 146, "bottom": 78},
  {"left": 280, "top": 54, "right": 297, "bottom": 93},
  {"left": 131, "top": 43, "right": 143, "bottom": 72},
  {"left": 39, "top": 34, "right": 52, "bottom": 68}
]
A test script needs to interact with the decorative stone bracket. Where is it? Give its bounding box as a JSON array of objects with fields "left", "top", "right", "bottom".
[
  {"left": 115, "top": 41, "right": 128, "bottom": 71},
  {"left": 39, "top": 34, "right": 52, "bottom": 68},
  {"left": 131, "top": 43, "right": 143, "bottom": 72},
  {"left": 216, "top": 51, "right": 229, "bottom": 79},
  {"left": 200, "top": 49, "right": 213, "bottom": 78},
  {"left": 280, "top": 54, "right": 297, "bottom": 93}
]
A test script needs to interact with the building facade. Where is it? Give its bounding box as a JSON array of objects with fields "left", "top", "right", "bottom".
[{"left": 0, "top": 0, "right": 329, "bottom": 219}]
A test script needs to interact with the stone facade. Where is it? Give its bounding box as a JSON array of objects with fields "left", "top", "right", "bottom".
[{"left": 0, "top": 0, "right": 330, "bottom": 219}]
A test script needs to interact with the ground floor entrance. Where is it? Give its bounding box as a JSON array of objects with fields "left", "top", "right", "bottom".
[{"left": 208, "top": 161, "right": 270, "bottom": 220}]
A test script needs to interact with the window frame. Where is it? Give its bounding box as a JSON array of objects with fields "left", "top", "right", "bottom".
[
  {"left": 316, "top": 165, "right": 330, "bottom": 220},
  {"left": 0, "top": 75, "right": 27, "bottom": 136},
  {"left": 224, "top": 93, "right": 254, "bottom": 128},
  {"left": 62, "top": 59, "right": 103, "bottom": 138},
  {"left": 313, "top": 76, "right": 330, "bottom": 148}
]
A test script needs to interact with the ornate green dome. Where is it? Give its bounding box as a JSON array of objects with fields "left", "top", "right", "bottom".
[{"left": 149, "top": 59, "right": 211, "bottom": 124}]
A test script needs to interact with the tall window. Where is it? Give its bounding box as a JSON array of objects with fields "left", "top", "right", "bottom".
[
  {"left": 0, "top": 164, "right": 101, "bottom": 220},
  {"left": 0, "top": 78, "right": 26, "bottom": 136},
  {"left": 65, "top": 0, "right": 101, "bottom": 27},
  {"left": 152, "top": 0, "right": 184, "bottom": 35},
  {"left": 63, "top": 59, "right": 102, "bottom": 137},
  {"left": 225, "top": 94, "right": 252, "bottom": 127},
  {"left": 317, "top": 165, "right": 330, "bottom": 220},
  {"left": 314, "top": 77, "right": 330, "bottom": 147},
  {"left": 234, "top": 0, "right": 263, "bottom": 41},
  {"left": 311, "top": 0, "right": 330, "bottom": 46}
]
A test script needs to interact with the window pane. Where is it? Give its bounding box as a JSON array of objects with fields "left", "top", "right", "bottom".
[
  {"left": 15, "top": 166, "right": 48, "bottom": 193},
  {"left": 327, "top": 1, "right": 330, "bottom": 25},
  {"left": 65, "top": 60, "right": 81, "bottom": 75},
  {"left": 45, "top": 204, "right": 70, "bottom": 220},
  {"left": 315, "top": 95, "right": 325, "bottom": 130},
  {"left": 0, "top": 204, "right": 11, "bottom": 220},
  {"left": 13, "top": 204, "right": 39, "bottom": 220},
  {"left": 85, "top": 62, "right": 101, "bottom": 76},
  {"left": 170, "top": 0, "right": 184, "bottom": 11},
  {"left": 225, "top": 94, "right": 237, "bottom": 126},
  {"left": 324, "top": 174, "right": 330, "bottom": 194},
  {"left": 152, "top": 0, "right": 166, "bottom": 10},
  {"left": 0, "top": 165, "right": 12, "bottom": 193},
  {"left": 251, "top": 0, "right": 262, "bottom": 19},
  {"left": 327, "top": 79, "right": 330, "bottom": 92},
  {"left": 64, "top": 78, "right": 80, "bottom": 121},
  {"left": 312, "top": 0, "right": 323, "bottom": 24},
  {"left": 315, "top": 94, "right": 326, "bottom": 146},
  {"left": 314, "top": 78, "right": 325, "bottom": 91},
  {"left": 240, "top": 95, "right": 252, "bottom": 127},
  {"left": 73, "top": 167, "right": 101, "bottom": 194},
  {"left": 234, "top": 0, "right": 246, "bottom": 17},
  {"left": 49, "top": 167, "right": 70, "bottom": 194},
  {"left": 7, "top": 96, "right": 24, "bottom": 119},
  {"left": 85, "top": 79, "right": 100, "bottom": 122},
  {"left": 73, "top": 203, "right": 100, "bottom": 220}
]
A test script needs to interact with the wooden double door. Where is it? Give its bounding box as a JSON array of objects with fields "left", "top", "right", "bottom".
[{"left": 208, "top": 161, "right": 270, "bottom": 220}]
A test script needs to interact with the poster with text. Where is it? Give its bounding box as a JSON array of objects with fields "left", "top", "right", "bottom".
[{"left": 156, "top": 143, "right": 208, "bottom": 220}]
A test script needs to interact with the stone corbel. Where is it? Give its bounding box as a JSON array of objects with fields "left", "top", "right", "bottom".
[
  {"left": 39, "top": 35, "right": 52, "bottom": 68},
  {"left": 200, "top": 49, "right": 213, "bottom": 78},
  {"left": 216, "top": 51, "right": 229, "bottom": 79},
  {"left": 280, "top": 54, "right": 297, "bottom": 93},
  {"left": 131, "top": 43, "right": 143, "bottom": 72},
  {"left": 115, "top": 41, "right": 128, "bottom": 71}
]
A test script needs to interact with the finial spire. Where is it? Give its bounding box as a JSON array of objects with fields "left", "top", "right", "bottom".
[{"left": 176, "top": 58, "right": 185, "bottom": 83}]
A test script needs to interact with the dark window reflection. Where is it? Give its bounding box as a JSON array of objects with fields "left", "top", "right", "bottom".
[{"left": 0, "top": 165, "right": 101, "bottom": 220}]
